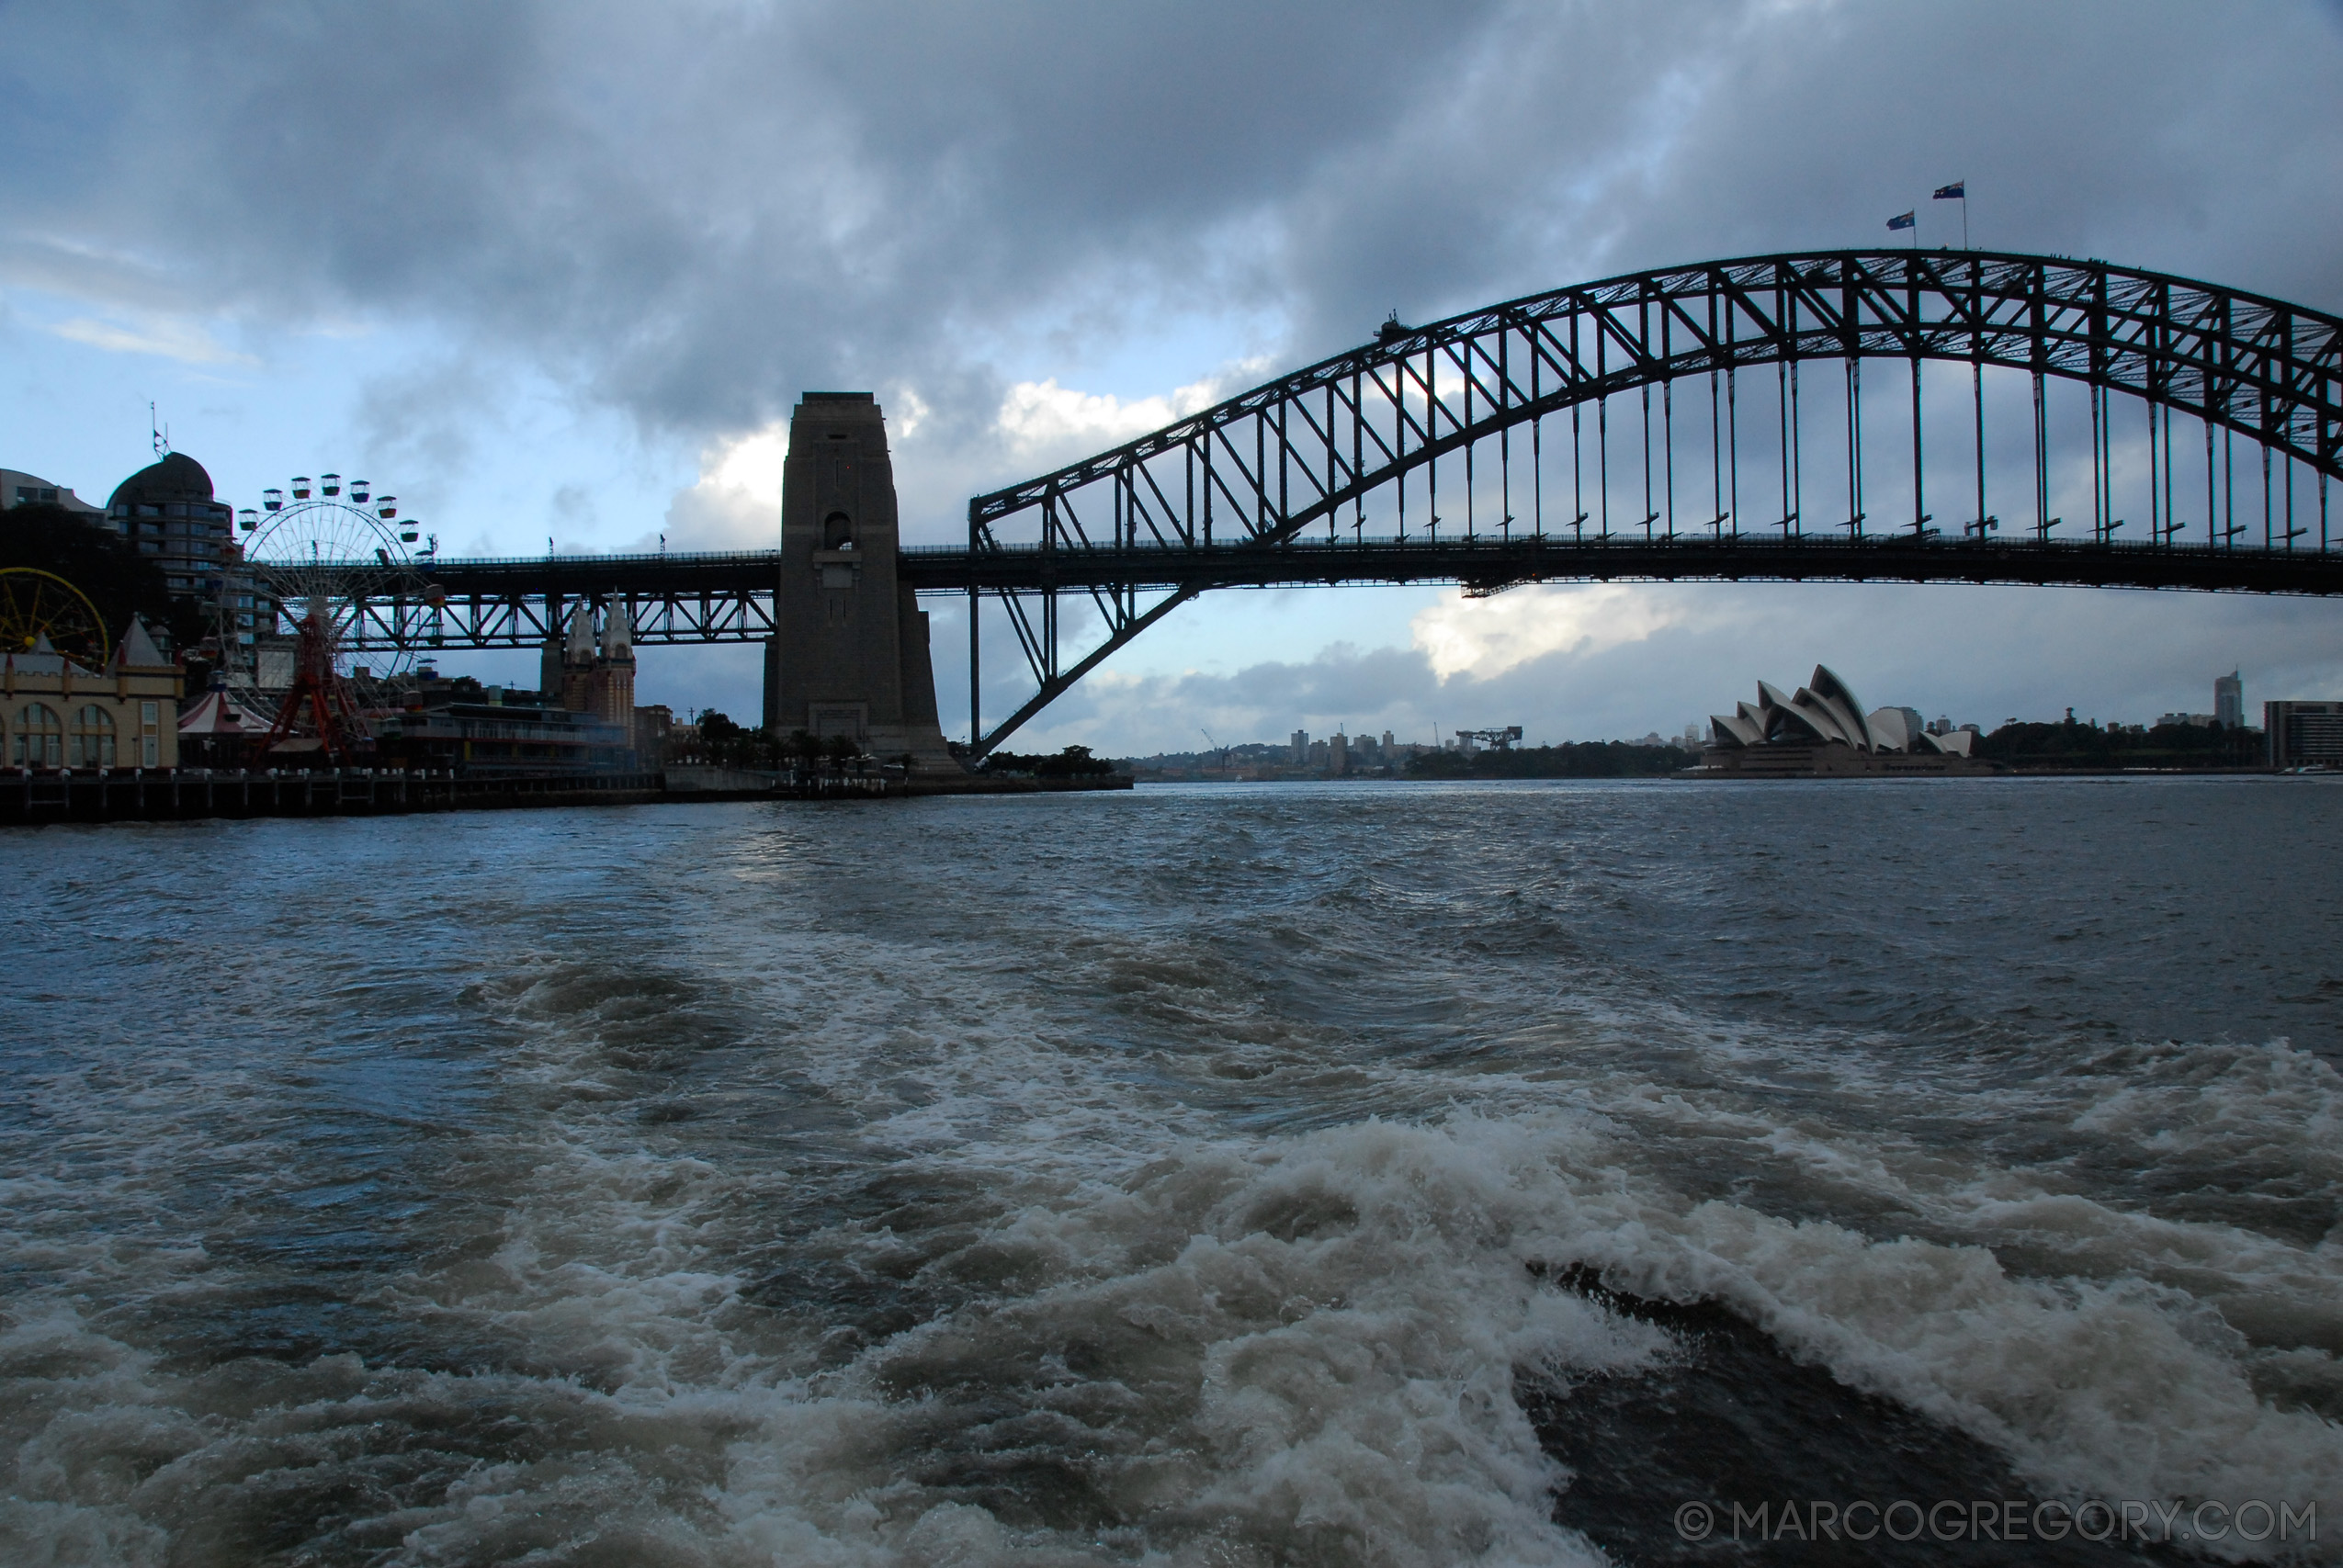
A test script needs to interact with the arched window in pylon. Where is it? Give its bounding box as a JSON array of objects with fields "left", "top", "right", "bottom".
[
  {"left": 824, "top": 512, "right": 854, "bottom": 548},
  {"left": 71, "top": 705, "right": 115, "bottom": 770},
  {"left": 12, "top": 703, "right": 62, "bottom": 769}
]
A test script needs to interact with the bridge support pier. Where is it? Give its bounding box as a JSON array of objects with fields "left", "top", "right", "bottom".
[{"left": 761, "top": 392, "right": 960, "bottom": 773}]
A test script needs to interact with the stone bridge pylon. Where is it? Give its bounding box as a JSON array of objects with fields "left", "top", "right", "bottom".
[{"left": 760, "top": 391, "right": 958, "bottom": 772}]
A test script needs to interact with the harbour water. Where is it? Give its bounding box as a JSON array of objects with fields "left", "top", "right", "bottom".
[{"left": 4, "top": 778, "right": 2340, "bottom": 1565}]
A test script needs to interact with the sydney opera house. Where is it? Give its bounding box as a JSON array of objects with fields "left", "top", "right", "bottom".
[{"left": 1685, "top": 665, "right": 1998, "bottom": 777}]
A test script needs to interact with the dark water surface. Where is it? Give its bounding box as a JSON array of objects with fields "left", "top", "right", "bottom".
[{"left": 4, "top": 778, "right": 2341, "bottom": 1565}]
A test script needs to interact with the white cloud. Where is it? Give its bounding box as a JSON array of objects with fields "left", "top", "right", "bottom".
[
  {"left": 1409, "top": 582, "right": 1691, "bottom": 680},
  {"left": 656, "top": 421, "right": 790, "bottom": 551},
  {"left": 704, "top": 422, "right": 791, "bottom": 512},
  {"left": 51, "top": 312, "right": 252, "bottom": 366},
  {"left": 888, "top": 383, "right": 932, "bottom": 440},
  {"left": 657, "top": 384, "right": 951, "bottom": 553},
  {"left": 994, "top": 364, "right": 1262, "bottom": 458}
]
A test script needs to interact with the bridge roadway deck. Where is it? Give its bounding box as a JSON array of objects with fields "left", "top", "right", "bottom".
[{"left": 415, "top": 534, "right": 2343, "bottom": 605}]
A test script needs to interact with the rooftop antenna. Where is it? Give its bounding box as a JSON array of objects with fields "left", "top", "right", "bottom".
[{"left": 149, "top": 401, "right": 169, "bottom": 457}]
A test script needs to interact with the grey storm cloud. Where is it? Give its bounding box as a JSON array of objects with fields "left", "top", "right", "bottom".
[
  {"left": 7, "top": 0, "right": 2339, "bottom": 451},
  {"left": 6, "top": 1, "right": 2341, "bottom": 744}
]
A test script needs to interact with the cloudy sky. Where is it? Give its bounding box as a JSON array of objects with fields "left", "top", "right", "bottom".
[{"left": 5, "top": 0, "right": 2340, "bottom": 750}]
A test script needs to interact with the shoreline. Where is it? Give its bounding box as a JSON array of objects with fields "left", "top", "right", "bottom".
[{"left": 0, "top": 765, "right": 1129, "bottom": 827}]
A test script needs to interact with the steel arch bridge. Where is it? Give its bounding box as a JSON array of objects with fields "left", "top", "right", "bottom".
[
  {"left": 958, "top": 248, "right": 2342, "bottom": 748},
  {"left": 296, "top": 249, "right": 2343, "bottom": 751}
]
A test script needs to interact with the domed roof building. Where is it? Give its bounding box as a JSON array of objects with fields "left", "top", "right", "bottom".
[
  {"left": 108, "top": 452, "right": 220, "bottom": 512},
  {"left": 106, "top": 453, "right": 234, "bottom": 599},
  {"left": 102, "top": 450, "right": 263, "bottom": 671}
]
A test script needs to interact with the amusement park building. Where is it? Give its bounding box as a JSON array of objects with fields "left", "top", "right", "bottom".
[
  {"left": 3, "top": 619, "right": 182, "bottom": 770},
  {"left": 376, "top": 688, "right": 636, "bottom": 775}
]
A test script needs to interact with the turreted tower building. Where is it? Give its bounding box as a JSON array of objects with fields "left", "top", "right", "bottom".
[
  {"left": 539, "top": 602, "right": 640, "bottom": 752},
  {"left": 559, "top": 604, "right": 597, "bottom": 716},
  {"left": 594, "top": 605, "right": 635, "bottom": 734}
]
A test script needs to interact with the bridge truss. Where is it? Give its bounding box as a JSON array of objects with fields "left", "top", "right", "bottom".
[
  {"left": 277, "top": 250, "right": 2343, "bottom": 753},
  {"left": 963, "top": 249, "right": 2342, "bottom": 750},
  {"left": 284, "top": 551, "right": 784, "bottom": 652}
]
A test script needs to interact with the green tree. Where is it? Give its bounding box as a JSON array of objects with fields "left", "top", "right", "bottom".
[
  {"left": 980, "top": 744, "right": 1116, "bottom": 778},
  {"left": 1404, "top": 741, "right": 1685, "bottom": 779},
  {"left": 697, "top": 709, "right": 748, "bottom": 765}
]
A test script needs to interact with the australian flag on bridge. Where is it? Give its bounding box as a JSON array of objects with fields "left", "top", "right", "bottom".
[
  {"left": 1885, "top": 210, "right": 1916, "bottom": 231},
  {"left": 1933, "top": 181, "right": 1965, "bottom": 200}
]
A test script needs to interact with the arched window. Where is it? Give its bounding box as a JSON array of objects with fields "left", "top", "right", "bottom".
[
  {"left": 71, "top": 705, "right": 116, "bottom": 770},
  {"left": 824, "top": 512, "right": 855, "bottom": 549},
  {"left": 13, "top": 704, "right": 62, "bottom": 769}
]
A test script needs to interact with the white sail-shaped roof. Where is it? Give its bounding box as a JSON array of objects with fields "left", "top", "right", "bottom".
[
  {"left": 1807, "top": 666, "right": 1877, "bottom": 750},
  {"left": 1710, "top": 712, "right": 1762, "bottom": 747},
  {"left": 1697, "top": 666, "right": 1972, "bottom": 764},
  {"left": 1789, "top": 688, "right": 1855, "bottom": 745}
]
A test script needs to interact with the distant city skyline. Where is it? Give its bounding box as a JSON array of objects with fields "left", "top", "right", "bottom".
[{"left": 1140, "top": 661, "right": 2273, "bottom": 761}]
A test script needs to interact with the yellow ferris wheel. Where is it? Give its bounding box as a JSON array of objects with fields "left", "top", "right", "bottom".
[{"left": 0, "top": 568, "right": 111, "bottom": 667}]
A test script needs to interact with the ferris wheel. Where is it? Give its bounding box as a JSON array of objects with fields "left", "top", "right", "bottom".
[
  {"left": 0, "top": 567, "right": 110, "bottom": 666},
  {"left": 233, "top": 473, "right": 428, "bottom": 701}
]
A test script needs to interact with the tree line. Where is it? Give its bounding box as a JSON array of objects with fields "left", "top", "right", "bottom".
[
  {"left": 1, "top": 501, "right": 207, "bottom": 656},
  {"left": 978, "top": 744, "right": 1118, "bottom": 778},
  {"left": 1973, "top": 716, "right": 2261, "bottom": 769},
  {"left": 684, "top": 712, "right": 911, "bottom": 772},
  {"left": 1405, "top": 741, "right": 1689, "bottom": 779}
]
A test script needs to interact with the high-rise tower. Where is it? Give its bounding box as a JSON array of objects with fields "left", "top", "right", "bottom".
[
  {"left": 763, "top": 392, "right": 955, "bottom": 770},
  {"left": 2214, "top": 670, "right": 2244, "bottom": 729}
]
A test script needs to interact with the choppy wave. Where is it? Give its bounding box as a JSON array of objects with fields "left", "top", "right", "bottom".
[{"left": 5, "top": 782, "right": 2342, "bottom": 1563}]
